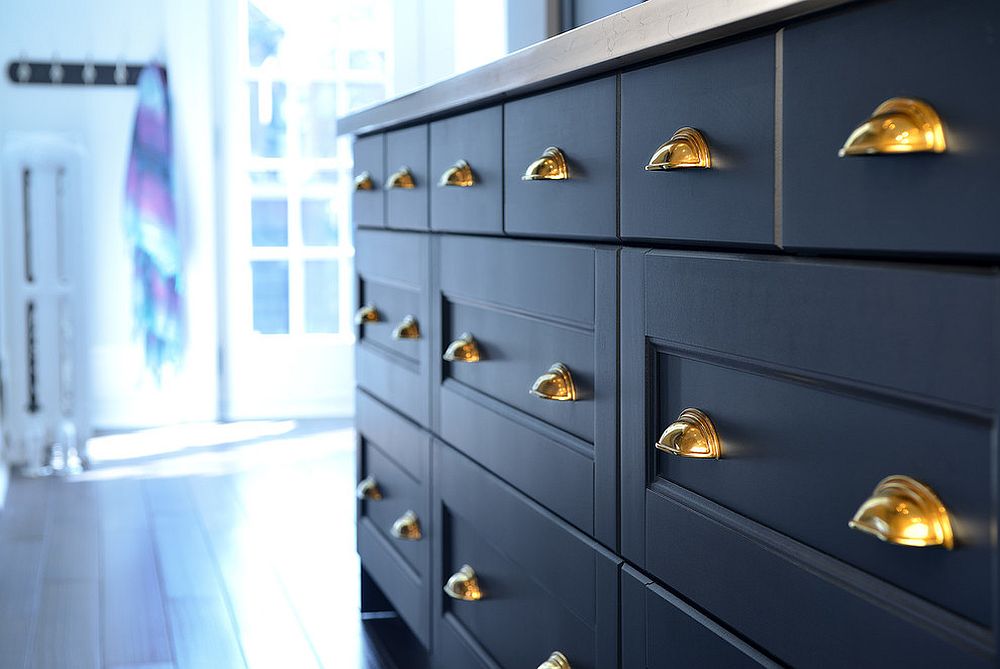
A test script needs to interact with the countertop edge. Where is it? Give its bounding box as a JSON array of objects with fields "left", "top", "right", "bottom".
[{"left": 337, "top": 0, "right": 853, "bottom": 136}]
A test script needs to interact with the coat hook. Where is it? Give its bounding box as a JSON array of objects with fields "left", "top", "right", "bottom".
[
  {"left": 49, "top": 53, "right": 64, "bottom": 84},
  {"left": 16, "top": 52, "right": 30, "bottom": 83},
  {"left": 113, "top": 59, "right": 127, "bottom": 85},
  {"left": 82, "top": 55, "right": 97, "bottom": 85}
]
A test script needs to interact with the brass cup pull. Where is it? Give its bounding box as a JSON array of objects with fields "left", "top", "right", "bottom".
[
  {"left": 522, "top": 146, "right": 569, "bottom": 181},
  {"left": 354, "top": 304, "right": 380, "bottom": 325},
  {"left": 387, "top": 166, "right": 416, "bottom": 189},
  {"left": 439, "top": 159, "right": 475, "bottom": 187},
  {"left": 354, "top": 171, "right": 375, "bottom": 191},
  {"left": 390, "top": 510, "right": 422, "bottom": 541},
  {"left": 443, "top": 333, "right": 480, "bottom": 362},
  {"left": 849, "top": 475, "right": 954, "bottom": 549},
  {"left": 537, "top": 652, "right": 571, "bottom": 669},
  {"left": 355, "top": 476, "right": 382, "bottom": 501},
  {"left": 645, "top": 127, "right": 712, "bottom": 170},
  {"left": 655, "top": 408, "right": 722, "bottom": 459},
  {"left": 443, "top": 564, "right": 482, "bottom": 601},
  {"left": 392, "top": 315, "right": 420, "bottom": 340},
  {"left": 839, "top": 97, "right": 946, "bottom": 157},
  {"left": 529, "top": 363, "right": 576, "bottom": 401}
]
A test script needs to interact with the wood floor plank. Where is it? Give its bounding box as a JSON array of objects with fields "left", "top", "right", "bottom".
[
  {"left": 0, "top": 537, "right": 44, "bottom": 669},
  {"left": 143, "top": 478, "right": 195, "bottom": 517},
  {"left": 97, "top": 479, "right": 150, "bottom": 533},
  {"left": 151, "top": 514, "right": 225, "bottom": 601},
  {"left": 31, "top": 580, "right": 100, "bottom": 669},
  {"left": 43, "top": 523, "right": 100, "bottom": 583},
  {"left": 166, "top": 597, "right": 246, "bottom": 669},
  {"left": 0, "top": 477, "right": 50, "bottom": 540}
]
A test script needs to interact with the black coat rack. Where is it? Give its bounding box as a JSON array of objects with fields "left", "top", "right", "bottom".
[{"left": 5, "top": 60, "right": 160, "bottom": 87}]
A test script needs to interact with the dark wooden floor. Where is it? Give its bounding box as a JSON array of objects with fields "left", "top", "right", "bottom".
[{"left": 0, "top": 419, "right": 388, "bottom": 669}]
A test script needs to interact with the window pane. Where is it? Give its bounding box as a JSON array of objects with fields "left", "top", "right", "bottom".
[
  {"left": 306, "top": 170, "right": 339, "bottom": 186},
  {"left": 251, "top": 199, "right": 288, "bottom": 246},
  {"left": 301, "top": 199, "right": 338, "bottom": 246},
  {"left": 250, "top": 170, "right": 285, "bottom": 185},
  {"left": 249, "top": 81, "right": 288, "bottom": 157},
  {"left": 300, "top": 83, "right": 338, "bottom": 158},
  {"left": 304, "top": 260, "right": 339, "bottom": 333},
  {"left": 248, "top": 2, "right": 285, "bottom": 67},
  {"left": 251, "top": 261, "right": 289, "bottom": 334},
  {"left": 346, "top": 83, "right": 385, "bottom": 112},
  {"left": 348, "top": 49, "right": 385, "bottom": 72}
]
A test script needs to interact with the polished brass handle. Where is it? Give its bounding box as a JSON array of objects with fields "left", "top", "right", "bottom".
[
  {"left": 655, "top": 408, "right": 722, "bottom": 459},
  {"left": 391, "top": 315, "right": 420, "bottom": 340},
  {"left": 839, "top": 98, "right": 946, "bottom": 157},
  {"left": 443, "top": 564, "right": 482, "bottom": 601},
  {"left": 353, "top": 171, "right": 375, "bottom": 191},
  {"left": 390, "top": 510, "right": 422, "bottom": 541},
  {"left": 355, "top": 476, "right": 383, "bottom": 501},
  {"left": 529, "top": 363, "right": 576, "bottom": 401},
  {"left": 354, "top": 304, "right": 380, "bottom": 325},
  {"left": 645, "top": 127, "right": 712, "bottom": 170},
  {"left": 522, "top": 146, "right": 569, "bottom": 181},
  {"left": 537, "top": 652, "right": 571, "bottom": 669},
  {"left": 849, "top": 475, "right": 953, "bottom": 549},
  {"left": 438, "top": 159, "right": 475, "bottom": 187},
  {"left": 442, "top": 333, "right": 480, "bottom": 362},
  {"left": 387, "top": 166, "right": 416, "bottom": 189}
]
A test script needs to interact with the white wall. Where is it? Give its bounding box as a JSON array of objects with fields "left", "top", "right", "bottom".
[{"left": 0, "top": 0, "right": 219, "bottom": 429}]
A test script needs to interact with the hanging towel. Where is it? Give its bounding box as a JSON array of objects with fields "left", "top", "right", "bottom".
[{"left": 124, "top": 64, "right": 182, "bottom": 381}]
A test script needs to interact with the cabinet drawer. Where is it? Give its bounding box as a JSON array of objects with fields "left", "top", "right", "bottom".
[
  {"left": 386, "top": 125, "right": 429, "bottom": 230},
  {"left": 432, "top": 442, "right": 620, "bottom": 669},
  {"left": 434, "top": 235, "right": 618, "bottom": 542},
  {"left": 430, "top": 106, "right": 502, "bottom": 234},
  {"left": 355, "top": 229, "right": 431, "bottom": 427},
  {"left": 621, "top": 34, "right": 775, "bottom": 246},
  {"left": 782, "top": 0, "right": 1000, "bottom": 257},
  {"left": 621, "top": 566, "right": 774, "bottom": 668},
  {"left": 356, "top": 391, "right": 431, "bottom": 646},
  {"left": 352, "top": 133, "right": 384, "bottom": 229},
  {"left": 504, "top": 77, "right": 617, "bottom": 240}
]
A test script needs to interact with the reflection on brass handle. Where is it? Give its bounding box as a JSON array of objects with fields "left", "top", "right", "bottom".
[
  {"left": 839, "top": 98, "right": 946, "bottom": 157},
  {"left": 645, "top": 127, "right": 712, "bottom": 170},
  {"left": 354, "top": 171, "right": 375, "bottom": 191},
  {"left": 443, "top": 333, "right": 480, "bottom": 362},
  {"left": 439, "top": 159, "right": 475, "bottom": 187},
  {"left": 443, "top": 564, "right": 482, "bottom": 601},
  {"left": 392, "top": 315, "right": 420, "bottom": 340},
  {"left": 522, "top": 147, "right": 569, "bottom": 181},
  {"left": 354, "top": 304, "right": 380, "bottom": 325},
  {"left": 390, "top": 510, "right": 422, "bottom": 541},
  {"left": 537, "top": 652, "right": 571, "bottom": 669},
  {"left": 355, "top": 476, "right": 382, "bottom": 501},
  {"left": 655, "top": 408, "right": 721, "bottom": 459},
  {"left": 849, "top": 475, "right": 953, "bottom": 549},
  {"left": 529, "top": 363, "right": 576, "bottom": 401},
  {"left": 387, "top": 166, "right": 416, "bottom": 189}
]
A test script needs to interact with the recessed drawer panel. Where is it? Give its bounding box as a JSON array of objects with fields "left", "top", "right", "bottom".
[
  {"left": 621, "top": 34, "right": 775, "bottom": 246},
  {"left": 386, "top": 125, "right": 429, "bottom": 230},
  {"left": 430, "top": 106, "right": 502, "bottom": 234},
  {"left": 356, "top": 229, "right": 431, "bottom": 427},
  {"left": 782, "top": 0, "right": 1000, "bottom": 256},
  {"left": 432, "top": 442, "right": 620, "bottom": 669},
  {"left": 352, "top": 133, "right": 384, "bottom": 229},
  {"left": 504, "top": 76, "right": 617, "bottom": 240},
  {"left": 356, "top": 391, "right": 431, "bottom": 647},
  {"left": 435, "top": 235, "right": 618, "bottom": 542}
]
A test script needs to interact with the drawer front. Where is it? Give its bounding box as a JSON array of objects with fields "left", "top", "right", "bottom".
[
  {"left": 356, "top": 229, "right": 431, "bottom": 426},
  {"left": 504, "top": 76, "right": 617, "bottom": 240},
  {"left": 356, "top": 391, "right": 431, "bottom": 646},
  {"left": 386, "top": 125, "right": 429, "bottom": 230},
  {"left": 621, "top": 34, "right": 775, "bottom": 246},
  {"left": 783, "top": 0, "right": 1000, "bottom": 256},
  {"left": 430, "top": 106, "right": 502, "bottom": 234},
  {"left": 432, "top": 442, "right": 620, "bottom": 669},
  {"left": 352, "top": 133, "right": 384, "bottom": 229},
  {"left": 621, "top": 565, "right": 774, "bottom": 668},
  {"left": 435, "top": 235, "right": 618, "bottom": 542}
]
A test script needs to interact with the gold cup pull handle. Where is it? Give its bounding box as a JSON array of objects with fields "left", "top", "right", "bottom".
[
  {"left": 443, "top": 564, "right": 482, "bottom": 601},
  {"left": 443, "top": 333, "right": 480, "bottom": 362},
  {"left": 645, "top": 127, "right": 712, "bottom": 170},
  {"left": 654, "top": 408, "right": 722, "bottom": 459},
  {"left": 390, "top": 510, "right": 422, "bottom": 541},
  {"left": 354, "top": 171, "right": 375, "bottom": 191},
  {"left": 392, "top": 315, "right": 421, "bottom": 340},
  {"left": 537, "top": 651, "right": 571, "bottom": 669},
  {"left": 354, "top": 304, "right": 380, "bottom": 325},
  {"left": 522, "top": 146, "right": 569, "bottom": 181},
  {"left": 529, "top": 363, "right": 576, "bottom": 401},
  {"left": 387, "top": 166, "right": 416, "bottom": 189},
  {"left": 355, "top": 476, "right": 382, "bottom": 501},
  {"left": 439, "top": 159, "right": 475, "bottom": 187},
  {"left": 839, "top": 97, "right": 946, "bottom": 157},
  {"left": 849, "top": 475, "right": 954, "bottom": 549}
]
